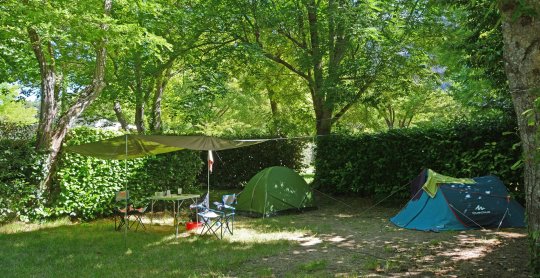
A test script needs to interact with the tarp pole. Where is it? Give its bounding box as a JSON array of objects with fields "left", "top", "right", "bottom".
[
  {"left": 207, "top": 150, "right": 210, "bottom": 206},
  {"left": 124, "top": 134, "right": 128, "bottom": 248}
]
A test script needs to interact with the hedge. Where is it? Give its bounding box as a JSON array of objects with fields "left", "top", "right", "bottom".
[
  {"left": 200, "top": 138, "right": 307, "bottom": 188},
  {"left": 313, "top": 118, "right": 523, "bottom": 203},
  {"left": 0, "top": 127, "right": 307, "bottom": 222},
  {"left": 0, "top": 138, "right": 43, "bottom": 223}
]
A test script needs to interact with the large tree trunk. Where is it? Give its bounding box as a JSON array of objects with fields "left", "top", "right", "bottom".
[
  {"left": 32, "top": 0, "right": 112, "bottom": 200},
  {"left": 113, "top": 100, "right": 129, "bottom": 131},
  {"left": 499, "top": 0, "right": 540, "bottom": 273},
  {"left": 28, "top": 28, "right": 58, "bottom": 150}
]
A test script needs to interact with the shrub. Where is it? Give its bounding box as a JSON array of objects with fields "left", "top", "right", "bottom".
[
  {"left": 313, "top": 117, "right": 522, "bottom": 202},
  {"left": 0, "top": 138, "right": 44, "bottom": 223}
]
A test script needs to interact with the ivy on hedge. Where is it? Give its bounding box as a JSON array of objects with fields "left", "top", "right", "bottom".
[{"left": 313, "top": 118, "right": 522, "bottom": 203}]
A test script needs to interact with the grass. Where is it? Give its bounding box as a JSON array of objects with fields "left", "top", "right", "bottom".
[
  {"left": 0, "top": 193, "right": 530, "bottom": 277},
  {"left": 0, "top": 218, "right": 292, "bottom": 278}
]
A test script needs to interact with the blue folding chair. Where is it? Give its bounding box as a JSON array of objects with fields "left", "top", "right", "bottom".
[
  {"left": 191, "top": 193, "right": 225, "bottom": 239},
  {"left": 213, "top": 194, "right": 236, "bottom": 236}
]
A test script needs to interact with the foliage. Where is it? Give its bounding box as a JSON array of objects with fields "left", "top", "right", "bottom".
[
  {"left": 432, "top": 1, "right": 512, "bottom": 115},
  {"left": 0, "top": 137, "right": 43, "bottom": 223},
  {"left": 314, "top": 117, "right": 522, "bottom": 202},
  {"left": 200, "top": 138, "right": 307, "bottom": 188}
]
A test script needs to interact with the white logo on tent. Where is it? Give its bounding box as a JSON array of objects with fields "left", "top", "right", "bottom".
[{"left": 475, "top": 205, "right": 486, "bottom": 211}]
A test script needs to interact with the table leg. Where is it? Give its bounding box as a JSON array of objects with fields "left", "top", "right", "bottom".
[
  {"left": 174, "top": 200, "right": 178, "bottom": 238},
  {"left": 194, "top": 197, "right": 199, "bottom": 224},
  {"left": 150, "top": 200, "right": 155, "bottom": 225}
]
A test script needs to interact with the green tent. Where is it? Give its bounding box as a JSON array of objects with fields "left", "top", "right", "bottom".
[{"left": 236, "top": 166, "right": 315, "bottom": 217}]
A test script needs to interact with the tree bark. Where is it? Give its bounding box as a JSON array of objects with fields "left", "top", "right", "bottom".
[
  {"left": 267, "top": 88, "right": 280, "bottom": 135},
  {"left": 150, "top": 67, "right": 171, "bottom": 133},
  {"left": 28, "top": 27, "right": 58, "bottom": 150},
  {"left": 134, "top": 52, "right": 145, "bottom": 134},
  {"left": 113, "top": 100, "right": 129, "bottom": 131},
  {"left": 33, "top": 0, "right": 112, "bottom": 200},
  {"left": 499, "top": 0, "right": 540, "bottom": 273}
]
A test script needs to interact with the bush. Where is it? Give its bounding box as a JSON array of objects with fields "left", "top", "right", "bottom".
[
  {"left": 201, "top": 138, "right": 307, "bottom": 188},
  {"left": 313, "top": 118, "right": 522, "bottom": 202},
  {"left": 0, "top": 138, "right": 44, "bottom": 223}
]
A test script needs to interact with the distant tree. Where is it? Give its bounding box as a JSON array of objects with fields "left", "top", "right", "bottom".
[
  {"left": 0, "top": 84, "right": 37, "bottom": 125},
  {"left": 0, "top": 0, "right": 112, "bottom": 201}
]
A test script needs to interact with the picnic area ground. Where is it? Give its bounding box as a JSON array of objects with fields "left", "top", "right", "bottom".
[{"left": 0, "top": 193, "right": 529, "bottom": 277}]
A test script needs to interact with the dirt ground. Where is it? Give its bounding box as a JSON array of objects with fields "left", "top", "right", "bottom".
[{"left": 231, "top": 196, "right": 529, "bottom": 277}]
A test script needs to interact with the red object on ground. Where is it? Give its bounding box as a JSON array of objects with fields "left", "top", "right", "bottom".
[{"left": 186, "top": 221, "right": 202, "bottom": 230}]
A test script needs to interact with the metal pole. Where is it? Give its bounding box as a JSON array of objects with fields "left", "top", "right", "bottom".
[
  {"left": 207, "top": 150, "right": 210, "bottom": 204},
  {"left": 124, "top": 134, "right": 128, "bottom": 247}
]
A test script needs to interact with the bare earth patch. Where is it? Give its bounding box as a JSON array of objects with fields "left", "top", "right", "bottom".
[{"left": 230, "top": 196, "right": 529, "bottom": 277}]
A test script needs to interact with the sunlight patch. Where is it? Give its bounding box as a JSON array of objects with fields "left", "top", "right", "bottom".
[
  {"left": 145, "top": 234, "right": 177, "bottom": 247},
  {"left": 334, "top": 213, "right": 354, "bottom": 218},
  {"left": 227, "top": 228, "right": 321, "bottom": 246},
  {"left": 489, "top": 231, "right": 526, "bottom": 239},
  {"left": 0, "top": 218, "right": 72, "bottom": 234}
]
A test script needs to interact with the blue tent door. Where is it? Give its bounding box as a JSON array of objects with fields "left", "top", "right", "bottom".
[{"left": 390, "top": 190, "right": 468, "bottom": 231}]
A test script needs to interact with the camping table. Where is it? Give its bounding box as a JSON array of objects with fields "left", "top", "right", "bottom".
[{"left": 149, "top": 194, "right": 199, "bottom": 238}]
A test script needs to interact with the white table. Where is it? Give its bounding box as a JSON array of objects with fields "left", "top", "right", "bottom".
[{"left": 149, "top": 194, "right": 200, "bottom": 238}]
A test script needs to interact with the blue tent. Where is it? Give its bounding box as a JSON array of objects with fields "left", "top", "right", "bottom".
[{"left": 390, "top": 169, "right": 525, "bottom": 231}]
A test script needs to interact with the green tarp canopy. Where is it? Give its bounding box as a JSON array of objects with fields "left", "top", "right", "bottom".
[
  {"left": 236, "top": 166, "right": 315, "bottom": 217},
  {"left": 66, "top": 134, "right": 265, "bottom": 160}
]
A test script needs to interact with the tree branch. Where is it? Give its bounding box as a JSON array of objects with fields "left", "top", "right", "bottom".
[{"left": 263, "top": 52, "right": 310, "bottom": 82}]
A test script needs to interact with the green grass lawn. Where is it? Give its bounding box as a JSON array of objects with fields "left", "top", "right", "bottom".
[{"left": 0, "top": 217, "right": 293, "bottom": 277}]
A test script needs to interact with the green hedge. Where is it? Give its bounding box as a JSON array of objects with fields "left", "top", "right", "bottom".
[
  {"left": 199, "top": 139, "right": 307, "bottom": 188},
  {"left": 313, "top": 118, "right": 522, "bottom": 202},
  {"left": 0, "top": 138, "right": 44, "bottom": 223},
  {"left": 0, "top": 126, "right": 306, "bottom": 222}
]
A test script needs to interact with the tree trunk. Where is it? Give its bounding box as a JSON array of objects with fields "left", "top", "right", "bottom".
[
  {"left": 134, "top": 52, "right": 146, "bottom": 134},
  {"left": 267, "top": 88, "right": 280, "bottom": 135},
  {"left": 499, "top": 0, "right": 540, "bottom": 273},
  {"left": 28, "top": 27, "right": 58, "bottom": 150},
  {"left": 34, "top": 0, "right": 112, "bottom": 201},
  {"left": 150, "top": 68, "right": 171, "bottom": 133},
  {"left": 113, "top": 100, "right": 129, "bottom": 131}
]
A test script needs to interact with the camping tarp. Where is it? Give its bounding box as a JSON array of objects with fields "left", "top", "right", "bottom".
[
  {"left": 390, "top": 169, "right": 525, "bottom": 231},
  {"left": 236, "top": 166, "right": 315, "bottom": 217},
  {"left": 66, "top": 135, "right": 265, "bottom": 160}
]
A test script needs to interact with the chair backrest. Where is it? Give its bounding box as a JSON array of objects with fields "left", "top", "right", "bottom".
[
  {"left": 115, "top": 191, "right": 129, "bottom": 202},
  {"left": 200, "top": 192, "right": 210, "bottom": 208},
  {"left": 222, "top": 194, "right": 236, "bottom": 206}
]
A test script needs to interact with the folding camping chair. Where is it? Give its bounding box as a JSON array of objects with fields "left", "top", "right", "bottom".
[
  {"left": 114, "top": 190, "right": 147, "bottom": 231},
  {"left": 191, "top": 193, "right": 225, "bottom": 239},
  {"left": 213, "top": 194, "right": 236, "bottom": 236}
]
